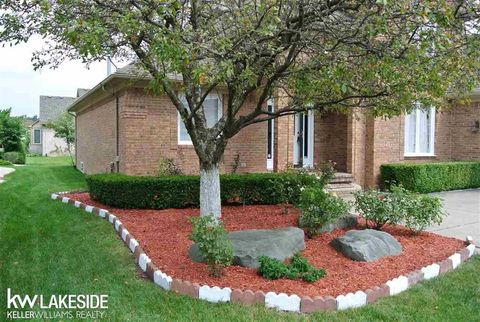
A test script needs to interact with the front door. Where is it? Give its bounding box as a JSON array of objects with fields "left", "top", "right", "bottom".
[{"left": 293, "top": 111, "right": 314, "bottom": 168}]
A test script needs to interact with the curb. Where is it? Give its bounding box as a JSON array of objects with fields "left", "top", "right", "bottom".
[{"left": 52, "top": 193, "right": 477, "bottom": 313}]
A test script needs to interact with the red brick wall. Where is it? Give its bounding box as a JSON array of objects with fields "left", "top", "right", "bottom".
[
  {"left": 450, "top": 103, "right": 480, "bottom": 160},
  {"left": 76, "top": 96, "right": 117, "bottom": 174},
  {"left": 115, "top": 88, "right": 269, "bottom": 176},
  {"left": 314, "top": 112, "right": 348, "bottom": 172},
  {"left": 359, "top": 112, "right": 451, "bottom": 186}
]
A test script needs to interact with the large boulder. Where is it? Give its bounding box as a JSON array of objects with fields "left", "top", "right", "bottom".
[
  {"left": 330, "top": 229, "right": 402, "bottom": 262},
  {"left": 189, "top": 227, "right": 305, "bottom": 269}
]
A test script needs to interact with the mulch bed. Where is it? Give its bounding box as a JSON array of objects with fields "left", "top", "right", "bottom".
[{"left": 65, "top": 192, "right": 465, "bottom": 298}]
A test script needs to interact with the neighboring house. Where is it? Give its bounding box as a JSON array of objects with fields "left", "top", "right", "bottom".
[
  {"left": 68, "top": 64, "right": 480, "bottom": 187},
  {"left": 29, "top": 88, "right": 88, "bottom": 156}
]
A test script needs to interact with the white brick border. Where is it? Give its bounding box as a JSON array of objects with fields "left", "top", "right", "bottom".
[
  {"left": 336, "top": 291, "right": 367, "bottom": 310},
  {"left": 265, "top": 292, "right": 301, "bottom": 312},
  {"left": 421, "top": 264, "right": 440, "bottom": 280},
  {"left": 53, "top": 192, "right": 477, "bottom": 314},
  {"left": 199, "top": 286, "right": 232, "bottom": 303}
]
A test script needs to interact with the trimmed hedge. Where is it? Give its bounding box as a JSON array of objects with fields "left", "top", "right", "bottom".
[
  {"left": 87, "top": 172, "right": 319, "bottom": 209},
  {"left": 3, "top": 151, "right": 26, "bottom": 165},
  {"left": 381, "top": 162, "right": 480, "bottom": 193}
]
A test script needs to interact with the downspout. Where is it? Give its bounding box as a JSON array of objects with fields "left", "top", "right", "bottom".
[
  {"left": 115, "top": 94, "right": 120, "bottom": 173},
  {"left": 100, "top": 83, "right": 120, "bottom": 173}
]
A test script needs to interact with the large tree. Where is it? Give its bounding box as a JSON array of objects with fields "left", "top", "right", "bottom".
[{"left": 2, "top": 0, "right": 480, "bottom": 219}]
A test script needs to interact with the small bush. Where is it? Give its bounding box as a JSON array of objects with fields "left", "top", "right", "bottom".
[
  {"left": 381, "top": 162, "right": 480, "bottom": 193},
  {"left": 257, "top": 256, "right": 290, "bottom": 280},
  {"left": 258, "top": 253, "right": 326, "bottom": 283},
  {"left": 189, "top": 215, "right": 233, "bottom": 277},
  {"left": 87, "top": 172, "right": 319, "bottom": 209},
  {"left": 354, "top": 185, "right": 446, "bottom": 233},
  {"left": 297, "top": 186, "right": 350, "bottom": 237},
  {"left": 390, "top": 185, "right": 446, "bottom": 234},
  {"left": 3, "top": 151, "right": 26, "bottom": 164},
  {"left": 157, "top": 158, "right": 183, "bottom": 176},
  {"left": 0, "top": 159, "right": 13, "bottom": 166},
  {"left": 353, "top": 189, "right": 403, "bottom": 230}
]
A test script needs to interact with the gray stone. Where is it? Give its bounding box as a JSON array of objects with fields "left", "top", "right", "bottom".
[
  {"left": 189, "top": 227, "right": 305, "bottom": 269},
  {"left": 330, "top": 229, "right": 402, "bottom": 262},
  {"left": 298, "top": 213, "right": 357, "bottom": 234}
]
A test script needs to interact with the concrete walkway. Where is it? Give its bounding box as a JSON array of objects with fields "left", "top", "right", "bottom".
[
  {"left": 0, "top": 167, "right": 15, "bottom": 184},
  {"left": 428, "top": 189, "right": 480, "bottom": 244}
]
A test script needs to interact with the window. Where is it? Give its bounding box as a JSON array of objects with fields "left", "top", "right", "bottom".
[
  {"left": 178, "top": 94, "right": 222, "bottom": 144},
  {"left": 33, "top": 129, "right": 41, "bottom": 144},
  {"left": 404, "top": 105, "right": 435, "bottom": 156}
]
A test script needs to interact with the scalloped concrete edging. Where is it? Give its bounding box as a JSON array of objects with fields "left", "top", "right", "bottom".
[{"left": 52, "top": 193, "right": 477, "bottom": 313}]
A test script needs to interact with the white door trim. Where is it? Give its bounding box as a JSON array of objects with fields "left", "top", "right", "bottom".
[{"left": 292, "top": 111, "right": 315, "bottom": 168}]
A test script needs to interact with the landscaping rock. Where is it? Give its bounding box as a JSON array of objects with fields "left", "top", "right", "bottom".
[
  {"left": 330, "top": 229, "right": 402, "bottom": 262},
  {"left": 298, "top": 213, "right": 357, "bottom": 234},
  {"left": 189, "top": 227, "right": 305, "bottom": 269}
]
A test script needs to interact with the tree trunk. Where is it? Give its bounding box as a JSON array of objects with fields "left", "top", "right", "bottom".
[{"left": 199, "top": 162, "right": 221, "bottom": 220}]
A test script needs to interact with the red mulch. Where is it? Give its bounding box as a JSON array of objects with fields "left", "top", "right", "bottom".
[{"left": 65, "top": 192, "right": 465, "bottom": 297}]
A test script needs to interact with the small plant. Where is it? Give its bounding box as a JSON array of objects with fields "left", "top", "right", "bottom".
[
  {"left": 390, "top": 185, "right": 445, "bottom": 234},
  {"left": 258, "top": 253, "right": 326, "bottom": 283},
  {"left": 189, "top": 215, "right": 233, "bottom": 277},
  {"left": 297, "top": 186, "right": 350, "bottom": 238},
  {"left": 257, "top": 256, "right": 290, "bottom": 280},
  {"left": 157, "top": 158, "right": 183, "bottom": 176},
  {"left": 353, "top": 189, "right": 402, "bottom": 230},
  {"left": 315, "top": 160, "right": 336, "bottom": 187}
]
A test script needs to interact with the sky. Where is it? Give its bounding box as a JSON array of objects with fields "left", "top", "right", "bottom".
[{"left": 0, "top": 37, "right": 124, "bottom": 117}]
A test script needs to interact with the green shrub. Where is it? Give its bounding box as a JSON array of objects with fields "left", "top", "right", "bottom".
[
  {"left": 390, "top": 185, "right": 446, "bottom": 234},
  {"left": 297, "top": 186, "right": 350, "bottom": 237},
  {"left": 189, "top": 215, "right": 233, "bottom": 277},
  {"left": 0, "top": 159, "right": 13, "bottom": 166},
  {"left": 86, "top": 172, "right": 319, "bottom": 209},
  {"left": 3, "top": 151, "right": 26, "bottom": 164},
  {"left": 353, "top": 189, "right": 403, "bottom": 230},
  {"left": 257, "top": 256, "right": 290, "bottom": 280},
  {"left": 354, "top": 185, "right": 446, "bottom": 233},
  {"left": 258, "top": 253, "right": 326, "bottom": 283},
  {"left": 381, "top": 162, "right": 480, "bottom": 193}
]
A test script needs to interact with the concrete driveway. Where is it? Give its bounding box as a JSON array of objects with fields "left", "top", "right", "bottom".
[{"left": 428, "top": 189, "right": 480, "bottom": 243}]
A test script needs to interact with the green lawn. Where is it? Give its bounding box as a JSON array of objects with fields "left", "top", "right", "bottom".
[{"left": 0, "top": 157, "right": 479, "bottom": 321}]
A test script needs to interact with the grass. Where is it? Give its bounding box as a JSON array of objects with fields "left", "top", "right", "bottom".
[{"left": 0, "top": 156, "right": 479, "bottom": 321}]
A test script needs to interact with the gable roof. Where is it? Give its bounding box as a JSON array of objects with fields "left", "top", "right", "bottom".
[
  {"left": 39, "top": 95, "right": 77, "bottom": 121},
  {"left": 68, "top": 63, "right": 183, "bottom": 113}
]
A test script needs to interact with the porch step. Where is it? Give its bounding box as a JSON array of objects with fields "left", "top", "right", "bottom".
[
  {"left": 326, "top": 177, "right": 362, "bottom": 202},
  {"left": 330, "top": 172, "right": 355, "bottom": 184}
]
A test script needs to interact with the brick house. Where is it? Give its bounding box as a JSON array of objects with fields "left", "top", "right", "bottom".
[{"left": 69, "top": 64, "right": 480, "bottom": 187}]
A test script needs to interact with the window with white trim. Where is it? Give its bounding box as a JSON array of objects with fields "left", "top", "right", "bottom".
[
  {"left": 178, "top": 94, "right": 222, "bottom": 144},
  {"left": 33, "top": 129, "right": 41, "bottom": 144},
  {"left": 404, "top": 105, "right": 435, "bottom": 156}
]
